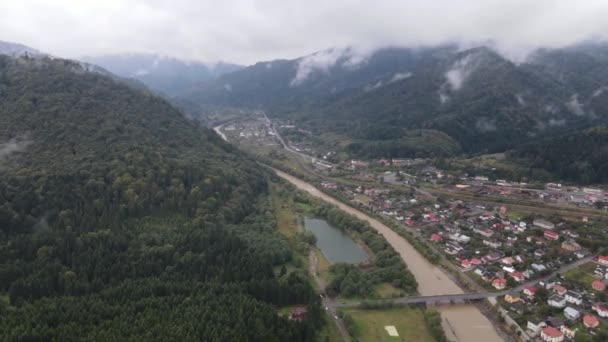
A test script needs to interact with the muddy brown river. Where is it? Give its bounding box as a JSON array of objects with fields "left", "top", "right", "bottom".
[{"left": 274, "top": 169, "right": 503, "bottom": 342}]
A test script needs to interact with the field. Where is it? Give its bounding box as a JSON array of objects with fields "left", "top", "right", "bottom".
[{"left": 343, "top": 308, "right": 435, "bottom": 342}]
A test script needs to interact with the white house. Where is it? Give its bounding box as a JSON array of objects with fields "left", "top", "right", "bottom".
[
  {"left": 565, "top": 291, "right": 583, "bottom": 306},
  {"left": 564, "top": 307, "right": 580, "bottom": 320},
  {"left": 548, "top": 295, "right": 566, "bottom": 308},
  {"left": 534, "top": 219, "right": 555, "bottom": 230},
  {"left": 527, "top": 318, "right": 546, "bottom": 335}
]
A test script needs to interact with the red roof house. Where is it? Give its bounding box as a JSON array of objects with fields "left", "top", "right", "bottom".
[
  {"left": 510, "top": 271, "right": 525, "bottom": 282},
  {"left": 592, "top": 280, "right": 606, "bottom": 292},
  {"left": 598, "top": 255, "right": 608, "bottom": 266},
  {"left": 492, "top": 278, "right": 507, "bottom": 290},
  {"left": 430, "top": 233, "right": 443, "bottom": 242},
  {"left": 583, "top": 314, "right": 599, "bottom": 329},
  {"left": 544, "top": 230, "right": 560, "bottom": 241},
  {"left": 523, "top": 286, "right": 537, "bottom": 297},
  {"left": 541, "top": 326, "right": 564, "bottom": 341}
]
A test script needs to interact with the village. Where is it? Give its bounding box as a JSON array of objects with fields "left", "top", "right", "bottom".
[
  {"left": 216, "top": 115, "right": 608, "bottom": 341},
  {"left": 316, "top": 162, "right": 608, "bottom": 341}
]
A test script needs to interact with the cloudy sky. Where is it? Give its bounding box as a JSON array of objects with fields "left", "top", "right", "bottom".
[{"left": 1, "top": 0, "right": 608, "bottom": 64}]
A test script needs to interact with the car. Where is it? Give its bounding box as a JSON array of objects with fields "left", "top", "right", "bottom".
[
  {"left": 334, "top": 315, "right": 339, "bottom": 320},
  {"left": 324, "top": 306, "right": 328, "bottom": 310}
]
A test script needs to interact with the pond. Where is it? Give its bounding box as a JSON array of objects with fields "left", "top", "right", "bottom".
[{"left": 304, "top": 217, "right": 368, "bottom": 264}]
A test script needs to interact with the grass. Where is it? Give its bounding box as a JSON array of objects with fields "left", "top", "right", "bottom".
[
  {"left": 375, "top": 283, "right": 404, "bottom": 299},
  {"left": 344, "top": 307, "right": 435, "bottom": 342},
  {"left": 564, "top": 267, "right": 597, "bottom": 287}
]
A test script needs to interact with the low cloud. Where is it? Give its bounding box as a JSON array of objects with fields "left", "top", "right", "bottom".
[
  {"left": 566, "top": 94, "right": 584, "bottom": 116},
  {"left": 475, "top": 117, "right": 497, "bottom": 132},
  {"left": 0, "top": 136, "right": 32, "bottom": 163},
  {"left": 389, "top": 72, "right": 412, "bottom": 83},
  {"left": 290, "top": 47, "right": 371, "bottom": 86},
  {"left": 548, "top": 118, "right": 566, "bottom": 126},
  {"left": 445, "top": 53, "right": 480, "bottom": 91}
]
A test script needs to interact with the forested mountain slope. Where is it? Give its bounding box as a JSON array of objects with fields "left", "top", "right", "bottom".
[{"left": 0, "top": 55, "right": 320, "bottom": 340}]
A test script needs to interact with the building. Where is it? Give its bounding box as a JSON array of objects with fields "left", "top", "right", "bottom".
[
  {"left": 510, "top": 271, "right": 525, "bottom": 283},
  {"left": 561, "top": 240, "right": 582, "bottom": 252},
  {"left": 552, "top": 284, "right": 567, "bottom": 296},
  {"left": 523, "top": 286, "right": 537, "bottom": 297},
  {"left": 565, "top": 290, "right": 583, "bottom": 305},
  {"left": 598, "top": 256, "right": 608, "bottom": 266},
  {"left": 289, "top": 307, "right": 307, "bottom": 321},
  {"left": 593, "top": 303, "right": 608, "bottom": 317},
  {"left": 559, "top": 325, "right": 576, "bottom": 339},
  {"left": 492, "top": 278, "right": 507, "bottom": 290},
  {"left": 583, "top": 314, "right": 599, "bottom": 329},
  {"left": 527, "top": 318, "right": 546, "bottom": 335},
  {"left": 430, "top": 233, "right": 442, "bottom": 242},
  {"left": 544, "top": 230, "right": 560, "bottom": 241},
  {"left": 592, "top": 280, "right": 606, "bottom": 292},
  {"left": 548, "top": 294, "right": 566, "bottom": 308},
  {"left": 534, "top": 219, "right": 556, "bottom": 230},
  {"left": 564, "top": 307, "right": 580, "bottom": 320},
  {"left": 504, "top": 292, "right": 521, "bottom": 303},
  {"left": 540, "top": 326, "right": 564, "bottom": 342}
]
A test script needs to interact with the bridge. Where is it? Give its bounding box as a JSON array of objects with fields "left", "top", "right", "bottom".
[{"left": 329, "top": 291, "right": 500, "bottom": 309}]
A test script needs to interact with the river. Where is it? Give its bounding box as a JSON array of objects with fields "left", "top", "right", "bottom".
[{"left": 274, "top": 169, "right": 503, "bottom": 342}]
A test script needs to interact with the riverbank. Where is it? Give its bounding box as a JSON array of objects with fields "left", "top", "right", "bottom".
[{"left": 273, "top": 168, "right": 504, "bottom": 342}]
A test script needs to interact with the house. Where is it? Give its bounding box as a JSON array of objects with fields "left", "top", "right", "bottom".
[
  {"left": 461, "top": 259, "right": 472, "bottom": 269},
  {"left": 504, "top": 292, "right": 521, "bottom": 303},
  {"left": 552, "top": 284, "right": 567, "bottom": 296},
  {"left": 561, "top": 240, "right": 581, "bottom": 252},
  {"left": 548, "top": 294, "right": 566, "bottom": 308},
  {"left": 593, "top": 303, "right": 608, "bottom": 318},
  {"left": 492, "top": 278, "right": 507, "bottom": 290},
  {"left": 430, "top": 233, "right": 443, "bottom": 242},
  {"left": 534, "top": 219, "right": 556, "bottom": 230},
  {"left": 566, "top": 290, "right": 583, "bottom": 305},
  {"left": 511, "top": 271, "right": 525, "bottom": 283},
  {"left": 544, "top": 230, "right": 560, "bottom": 241},
  {"left": 483, "top": 239, "right": 502, "bottom": 248},
  {"left": 500, "top": 256, "right": 516, "bottom": 266},
  {"left": 540, "top": 326, "right": 564, "bottom": 342},
  {"left": 559, "top": 325, "right": 576, "bottom": 339},
  {"left": 592, "top": 280, "right": 606, "bottom": 292},
  {"left": 564, "top": 307, "right": 580, "bottom": 320},
  {"left": 598, "top": 256, "right": 608, "bottom": 266},
  {"left": 524, "top": 286, "right": 537, "bottom": 297},
  {"left": 527, "top": 318, "right": 547, "bottom": 335},
  {"left": 532, "top": 263, "right": 547, "bottom": 272},
  {"left": 583, "top": 314, "right": 599, "bottom": 329},
  {"left": 289, "top": 307, "right": 307, "bottom": 321}
]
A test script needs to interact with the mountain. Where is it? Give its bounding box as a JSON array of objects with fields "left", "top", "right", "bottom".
[
  {"left": 0, "top": 40, "right": 42, "bottom": 57},
  {"left": 82, "top": 54, "right": 243, "bottom": 96},
  {"left": 180, "top": 44, "right": 608, "bottom": 157},
  {"left": 0, "top": 54, "right": 320, "bottom": 339}
]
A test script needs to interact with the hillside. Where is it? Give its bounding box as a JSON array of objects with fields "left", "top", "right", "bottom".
[
  {"left": 179, "top": 44, "right": 608, "bottom": 157},
  {"left": 0, "top": 55, "right": 320, "bottom": 340},
  {"left": 511, "top": 126, "right": 608, "bottom": 184}
]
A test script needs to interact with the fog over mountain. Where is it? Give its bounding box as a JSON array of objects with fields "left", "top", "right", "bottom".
[{"left": 2, "top": 1, "right": 608, "bottom": 64}]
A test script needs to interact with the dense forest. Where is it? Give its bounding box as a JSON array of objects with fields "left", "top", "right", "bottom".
[
  {"left": 511, "top": 126, "right": 608, "bottom": 184},
  {"left": 0, "top": 55, "right": 322, "bottom": 340}
]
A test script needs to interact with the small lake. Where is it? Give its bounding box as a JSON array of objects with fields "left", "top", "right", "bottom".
[{"left": 304, "top": 217, "right": 368, "bottom": 264}]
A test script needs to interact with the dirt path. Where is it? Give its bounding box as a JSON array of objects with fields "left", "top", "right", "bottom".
[{"left": 274, "top": 168, "right": 503, "bottom": 342}]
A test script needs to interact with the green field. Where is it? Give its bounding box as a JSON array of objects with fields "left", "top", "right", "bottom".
[{"left": 344, "top": 308, "right": 436, "bottom": 342}]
